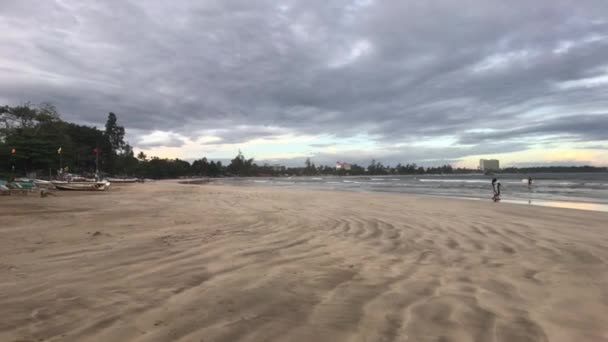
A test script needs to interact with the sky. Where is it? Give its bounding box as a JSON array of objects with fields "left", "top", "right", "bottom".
[{"left": 1, "top": 0, "right": 608, "bottom": 167}]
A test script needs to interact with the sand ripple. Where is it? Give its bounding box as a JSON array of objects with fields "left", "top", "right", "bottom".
[{"left": 1, "top": 183, "right": 608, "bottom": 341}]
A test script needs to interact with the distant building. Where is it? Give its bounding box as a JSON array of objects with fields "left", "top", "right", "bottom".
[
  {"left": 336, "top": 161, "right": 352, "bottom": 171},
  {"left": 479, "top": 159, "right": 500, "bottom": 171}
]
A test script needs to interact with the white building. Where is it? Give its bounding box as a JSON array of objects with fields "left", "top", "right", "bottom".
[
  {"left": 479, "top": 159, "right": 500, "bottom": 171},
  {"left": 336, "top": 161, "right": 352, "bottom": 171}
]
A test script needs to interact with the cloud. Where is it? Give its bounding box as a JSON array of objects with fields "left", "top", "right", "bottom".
[
  {"left": 205, "top": 125, "right": 288, "bottom": 144},
  {"left": 309, "top": 143, "right": 335, "bottom": 148},
  {"left": 135, "top": 131, "right": 187, "bottom": 148},
  {"left": 1, "top": 0, "right": 608, "bottom": 165},
  {"left": 458, "top": 114, "right": 608, "bottom": 144},
  {"left": 508, "top": 161, "right": 592, "bottom": 167}
]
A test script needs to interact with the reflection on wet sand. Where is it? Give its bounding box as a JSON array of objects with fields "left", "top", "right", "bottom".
[{"left": 502, "top": 199, "right": 608, "bottom": 212}]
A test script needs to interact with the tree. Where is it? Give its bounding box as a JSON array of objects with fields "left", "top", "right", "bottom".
[
  {"left": 368, "top": 159, "right": 377, "bottom": 174},
  {"left": 0, "top": 103, "right": 66, "bottom": 176},
  {"left": 137, "top": 151, "right": 147, "bottom": 161},
  {"left": 304, "top": 158, "right": 317, "bottom": 175},
  {"left": 36, "top": 103, "right": 60, "bottom": 123},
  {"left": 208, "top": 161, "right": 222, "bottom": 177},
  {"left": 103, "top": 112, "right": 140, "bottom": 175},
  {"left": 114, "top": 143, "right": 139, "bottom": 175},
  {"left": 104, "top": 112, "right": 125, "bottom": 153},
  {"left": 191, "top": 157, "right": 209, "bottom": 176},
  {"left": 227, "top": 150, "right": 254, "bottom": 176},
  {"left": 64, "top": 122, "right": 111, "bottom": 174}
]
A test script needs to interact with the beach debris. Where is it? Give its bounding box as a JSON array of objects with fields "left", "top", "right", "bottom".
[
  {"left": 92, "top": 231, "right": 102, "bottom": 237},
  {"left": 1, "top": 179, "right": 56, "bottom": 197},
  {"left": 178, "top": 178, "right": 210, "bottom": 185}
]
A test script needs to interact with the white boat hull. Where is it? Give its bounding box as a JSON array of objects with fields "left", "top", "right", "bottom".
[{"left": 52, "top": 181, "right": 111, "bottom": 191}]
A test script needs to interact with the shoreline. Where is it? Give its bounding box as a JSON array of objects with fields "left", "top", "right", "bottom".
[{"left": 199, "top": 178, "right": 608, "bottom": 213}]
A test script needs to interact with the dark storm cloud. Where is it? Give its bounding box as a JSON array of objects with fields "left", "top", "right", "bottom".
[
  {"left": 459, "top": 114, "right": 608, "bottom": 144},
  {"left": 210, "top": 126, "right": 287, "bottom": 144},
  {"left": 1, "top": 0, "right": 608, "bottom": 160}
]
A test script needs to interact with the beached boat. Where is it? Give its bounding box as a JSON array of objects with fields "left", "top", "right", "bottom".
[
  {"left": 52, "top": 180, "right": 111, "bottom": 191},
  {"left": 12, "top": 180, "right": 37, "bottom": 189},
  {"left": 0, "top": 180, "right": 9, "bottom": 195},
  {"left": 0, "top": 179, "right": 49, "bottom": 196},
  {"left": 33, "top": 179, "right": 56, "bottom": 189}
]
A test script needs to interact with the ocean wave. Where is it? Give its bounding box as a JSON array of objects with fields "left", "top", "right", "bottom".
[
  {"left": 580, "top": 182, "right": 606, "bottom": 186},
  {"left": 553, "top": 182, "right": 578, "bottom": 186},
  {"left": 235, "top": 175, "right": 607, "bottom": 207},
  {"left": 419, "top": 179, "right": 487, "bottom": 183}
]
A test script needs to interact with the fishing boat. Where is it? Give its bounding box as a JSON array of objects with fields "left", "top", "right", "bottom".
[
  {"left": 52, "top": 180, "right": 111, "bottom": 191},
  {"left": 12, "top": 179, "right": 37, "bottom": 189},
  {"left": 0, "top": 179, "right": 49, "bottom": 196},
  {"left": 0, "top": 179, "right": 9, "bottom": 195}
]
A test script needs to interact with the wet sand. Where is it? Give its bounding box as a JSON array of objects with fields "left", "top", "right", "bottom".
[{"left": 1, "top": 182, "right": 607, "bottom": 342}]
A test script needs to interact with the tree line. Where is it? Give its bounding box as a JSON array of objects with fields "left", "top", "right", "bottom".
[{"left": 2, "top": 103, "right": 605, "bottom": 179}]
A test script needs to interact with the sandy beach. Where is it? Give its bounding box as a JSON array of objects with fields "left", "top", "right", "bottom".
[{"left": 1, "top": 182, "right": 607, "bottom": 342}]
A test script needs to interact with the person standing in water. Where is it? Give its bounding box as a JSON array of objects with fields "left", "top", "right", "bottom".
[
  {"left": 494, "top": 182, "right": 501, "bottom": 202},
  {"left": 491, "top": 178, "right": 499, "bottom": 201},
  {"left": 528, "top": 176, "right": 533, "bottom": 188}
]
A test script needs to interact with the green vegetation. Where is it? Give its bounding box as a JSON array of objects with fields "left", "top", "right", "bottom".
[
  {"left": 2, "top": 103, "right": 108, "bottom": 179},
  {"left": 2, "top": 103, "right": 606, "bottom": 179}
]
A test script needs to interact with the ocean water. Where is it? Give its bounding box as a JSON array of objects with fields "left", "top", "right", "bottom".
[{"left": 220, "top": 173, "right": 608, "bottom": 212}]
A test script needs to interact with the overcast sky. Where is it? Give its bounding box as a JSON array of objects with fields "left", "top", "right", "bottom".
[{"left": 1, "top": 0, "right": 608, "bottom": 167}]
